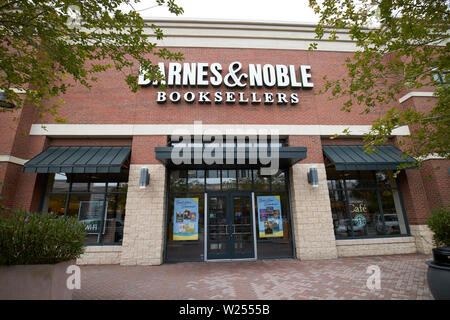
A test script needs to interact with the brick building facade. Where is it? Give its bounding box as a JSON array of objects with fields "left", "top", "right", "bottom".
[{"left": 1, "top": 19, "right": 448, "bottom": 265}]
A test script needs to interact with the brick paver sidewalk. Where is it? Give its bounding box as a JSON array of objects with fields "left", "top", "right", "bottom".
[{"left": 73, "top": 254, "right": 433, "bottom": 300}]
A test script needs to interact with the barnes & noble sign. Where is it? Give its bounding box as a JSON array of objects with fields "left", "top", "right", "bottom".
[{"left": 138, "top": 61, "right": 313, "bottom": 105}]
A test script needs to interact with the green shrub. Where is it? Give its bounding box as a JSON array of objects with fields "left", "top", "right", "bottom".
[
  {"left": 427, "top": 206, "right": 450, "bottom": 248},
  {"left": 0, "top": 211, "right": 86, "bottom": 265}
]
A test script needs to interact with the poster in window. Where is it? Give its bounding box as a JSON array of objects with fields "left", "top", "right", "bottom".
[
  {"left": 173, "top": 198, "right": 199, "bottom": 240},
  {"left": 257, "top": 195, "right": 283, "bottom": 238},
  {"left": 77, "top": 200, "right": 107, "bottom": 234}
]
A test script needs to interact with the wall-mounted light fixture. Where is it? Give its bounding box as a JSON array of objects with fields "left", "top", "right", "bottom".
[
  {"left": 139, "top": 167, "right": 150, "bottom": 189},
  {"left": 307, "top": 167, "right": 319, "bottom": 188}
]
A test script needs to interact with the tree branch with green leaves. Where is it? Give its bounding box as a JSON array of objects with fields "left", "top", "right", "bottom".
[
  {"left": 0, "top": 0, "right": 184, "bottom": 121},
  {"left": 309, "top": 0, "right": 450, "bottom": 164}
]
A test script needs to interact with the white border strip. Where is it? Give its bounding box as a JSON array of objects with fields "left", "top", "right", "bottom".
[
  {"left": 399, "top": 91, "right": 435, "bottom": 103},
  {"left": 417, "top": 153, "right": 447, "bottom": 161},
  {"left": 0, "top": 155, "right": 28, "bottom": 166},
  {"left": 204, "top": 192, "right": 208, "bottom": 262},
  {"left": 30, "top": 124, "right": 410, "bottom": 137},
  {"left": 251, "top": 192, "right": 258, "bottom": 260},
  {"left": 0, "top": 88, "right": 26, "bottom": 94}
]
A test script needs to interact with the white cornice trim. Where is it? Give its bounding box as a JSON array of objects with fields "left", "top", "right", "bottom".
[
  {"left": 417, "top": 154, "right": 448, "bottom": 161},
  {"left": 140, "top": 18, "right": 359, "bottom": 52},
  {"left": 0, "top": 155, "right": 28, "bottom": 166},
  {"left": 398, "top": 91, "right": 435, "bottom": 103},
  {"left": 30, "top": 124, "right": 410, "bottom": 137},
  {"left": 0, "top": 88, "right": 26, "bottom": 94},
  {"left": 144, "top": 18, "right": 326, "bottom": 28}
]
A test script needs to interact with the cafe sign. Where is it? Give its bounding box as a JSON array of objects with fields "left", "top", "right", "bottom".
[
  {"left": 350, "top": 200, "right": 368, "bottom": 227},
  {"left": 350, "top": 201, "right": 368, "bottom": 215},
  {"left": 138, "top": 61, "right": 314, "bottom": 105}
]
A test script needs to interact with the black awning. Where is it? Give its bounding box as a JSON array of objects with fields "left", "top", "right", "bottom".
[
  {"left": 323, "top": 145, "right": 416, "bottom": 171},
  {"left": 24, "top": 146, "right": 131, "bottom": 173},
  {"left": 155, "top": 146, "right": 307, "bottom": 169}
]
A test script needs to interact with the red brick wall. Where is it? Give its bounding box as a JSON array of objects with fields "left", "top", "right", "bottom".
[
  {"left": 131, "top": 136, "right": 166, "bottom": 164},
  {"left": 0, "top": 98, "right": 47, "bottom": 212},
  {"left": 0, "top": 162, "right": 24, "bottom": 211},
  {"left": 397, "top": 169, "right": 432, "bottom": 225},
  {"left": 0, "top": 163, "right": 9, "bottom": 201},
  {"left": 0, "top": 109, "right": 22, "bottom": 155},
  {"left": 420, "top": 159, "right": 450, "bottom": 211},
  {"left": 9, "top": 104, "right": 46, "bottom": 160},
  {"left": 0, "top": 162, "right": 47, "bottom": 213},
  {"left": 289, "top": 135, "right": 323, "bottom": 163},
  {"left": 35, "top": 48, "right": 395, "bottom": 126},
  {"left": 402, "top": 95, "right": 437, "bottom": 114},
  {"left": 0, "top": 47, "right": 445, "bottom": 223}
]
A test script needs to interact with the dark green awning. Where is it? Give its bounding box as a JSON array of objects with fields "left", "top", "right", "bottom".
[
  {"left": 155, "top": 146, "right": 307, "bottom": 169},
  {"left": 323, "top": 145, "right": 416, "bottom": 171},
  {"left": 24, "top": 146, "right": 131, "bottom": 173}
]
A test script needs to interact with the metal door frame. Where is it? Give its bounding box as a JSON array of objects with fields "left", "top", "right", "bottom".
[
  {"left": 205, "top": 192, "right": 232, "bottom": 260},
  {"left": 204, "top": 191, "right": 257, "bottom": 262}
]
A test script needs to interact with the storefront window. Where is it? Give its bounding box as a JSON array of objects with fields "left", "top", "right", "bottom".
[
  {"left": 41, "top": 171, "right": 129, "bottom": 245},
  {"left": 221, "top": 170, "right": 237, "bottom": 190},
  {"left": 166, "top": 193, "right": 205, "bottom": 262},
  {"left": 188, "top": 170, "right": 205, "bottom": 192},
  {"left": 253, "top": 170, "right": 270, "bottom": 191},
  {"left": 206, "top": 170, "right": 220, "bottom": 191},
  {"left": 237, "top": 170, "right": 252, "bottom": 190},
  {"left": 102, "top": 193, "right": 127, "bottom": 244},
  {"left": 170, "top": 170, "right": 187, "bottom": 192},
  {"left": 271, "top": 171, "right": 286, "bottom": 191},
  {"left": 343, "top": 171, "right": 376, "bottom": 189},
  {"left": 326, "top": 167, "right": 344, "bottom": 190},
  {"left": 46, "top": 194, "right": 67, "bottom": 217},
  {"left": 329, "top": 189, "right": 351, "bottom": 238},
  {"left": 379, "top": 189, "right": 407, "bottom": 235},
  {"left": 346, "top": 189, "right": 380, "bottom": 237},
  {"left": 376, "top": 171, "right": 392, "bottom": 189},
  {"left": 71, "top": 182, "right": 89, "bottom": 192},
  {"left": 107, "top": 182, "right": 128, "bottom": 193},
  {"left": 326, "top": 168, "right": 409, "bottom": 239},
  {"left": 91, "top": 182, "right": 107, "bottom": 193},
  {"left": 50, "top": 173, "right": 70, "bottom": 192},
  {"left": 254, "top": 192, "right": 293, "bottom": 258}
]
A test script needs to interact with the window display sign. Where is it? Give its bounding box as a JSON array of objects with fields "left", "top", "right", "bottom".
[
  {"left": 350, "top": 200, "right": 368, "bottom": 215},
  {"left": 78, "top": 201, "right": 107, "bottom": 234},
  {"left": 173, "top": 198, "right": 199, "bottom": 240},
  {"left": 350, "top": 200, "right": 368, "bottom": 227},
  {"left": 257, "top": 195, "right": 283, "bottom": 238}
]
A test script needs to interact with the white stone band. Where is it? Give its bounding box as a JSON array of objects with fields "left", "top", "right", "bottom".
[
  {"left": 30, "top": 124, "right": 410, "bottom": 137},
  {"left": 0, "top": 155, "right": 28, "bottom": 166},
  {"left": 398, "top": 91, "right": 435, "bottom": 103}
]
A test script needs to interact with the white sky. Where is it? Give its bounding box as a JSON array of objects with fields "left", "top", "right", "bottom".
[{"left": 127, "top": 0, "right": 319, "bottom": 23}]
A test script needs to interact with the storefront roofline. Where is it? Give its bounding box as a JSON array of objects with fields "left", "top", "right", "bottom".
[
  {"left": 142, "top": 17, "right": 374, "bottom": 30},
  {"left": 140, "top": 17, "right": 361, "bottom": 52}
]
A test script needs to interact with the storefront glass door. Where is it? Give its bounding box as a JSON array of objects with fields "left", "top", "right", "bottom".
[
  {"left": 207, "top": 192, "right": 255, "bottom": 260},
  {"left": 165, "top": 169, "right": 294, "bottom": 263}
]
